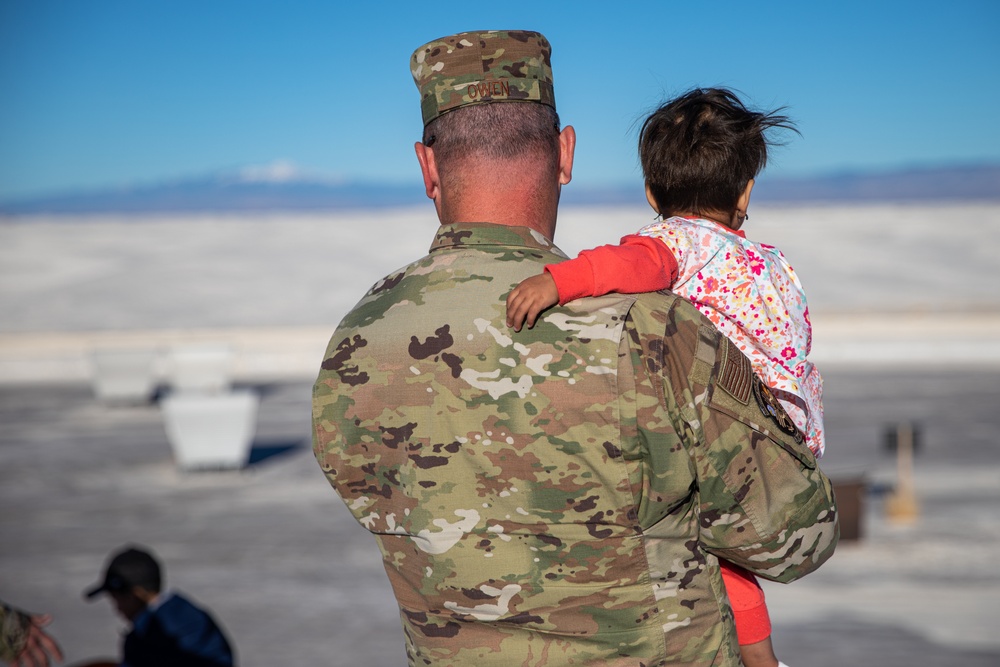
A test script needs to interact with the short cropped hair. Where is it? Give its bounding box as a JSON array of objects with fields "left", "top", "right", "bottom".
[
  {"left": 639, "top": 88, "right": 797, "bottom": 216},
  {"left": 423, "top": 102, "right": 561, "bottom": 175}
]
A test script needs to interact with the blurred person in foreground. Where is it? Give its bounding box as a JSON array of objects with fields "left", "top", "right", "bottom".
[
  {"left": 312, "top": 29, "right": 839, "bottom": 666},
  {"left": 83, "top": 545, "right": 234, "bottom": 667},
  {"left": 1, "top": 600, "right": 63, "bottom": 667}
]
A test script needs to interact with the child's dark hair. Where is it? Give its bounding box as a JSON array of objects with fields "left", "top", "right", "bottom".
[{"left": 639, "top": 87, "right": 797, "bottom": 217}]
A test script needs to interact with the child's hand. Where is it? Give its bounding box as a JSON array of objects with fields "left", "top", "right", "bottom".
[{"left": 506, "top": 273, "right": 559, "bottom": 331}]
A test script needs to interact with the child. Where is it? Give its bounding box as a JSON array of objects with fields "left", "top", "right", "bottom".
[{"left": 507, "top": 87, "right": 823, "bottom": 667}]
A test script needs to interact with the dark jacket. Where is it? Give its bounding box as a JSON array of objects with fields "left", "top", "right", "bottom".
[{"left": 122, "top": 592, "right": 234, "bottom": 667}]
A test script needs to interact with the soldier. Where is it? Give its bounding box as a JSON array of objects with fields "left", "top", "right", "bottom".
[{"left": 312, "top": 29, "right": 839, "bottom": 666}]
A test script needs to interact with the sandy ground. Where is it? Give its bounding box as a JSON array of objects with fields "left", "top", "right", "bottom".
[
  {"left": 1, "top": 371, "right": 998, "bottom": 667},
  {"left": 1, "top": 204, "right": 999, "bottom": 665}
]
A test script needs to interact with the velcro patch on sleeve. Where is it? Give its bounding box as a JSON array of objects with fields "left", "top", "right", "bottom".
[
  {"left": 753, "top": 377, "right": 805, "bottom": 444},
  {"left": 718, "top": 338, "right": 753, "bottom": 405}
]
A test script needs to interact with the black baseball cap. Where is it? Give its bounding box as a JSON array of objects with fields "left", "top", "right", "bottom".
[{"left": 85, "top": 546, "right": 162, "bottom": 599}]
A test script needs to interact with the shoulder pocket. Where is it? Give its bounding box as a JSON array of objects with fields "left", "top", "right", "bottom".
[{"left": 709, "top": 336, "right": 817, "bottom": 470}]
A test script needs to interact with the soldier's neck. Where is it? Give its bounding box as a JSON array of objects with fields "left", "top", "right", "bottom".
[{"left": 439, "top": 187, "right": 558, "bottom": 240}]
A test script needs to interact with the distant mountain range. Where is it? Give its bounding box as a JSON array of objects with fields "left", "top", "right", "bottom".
[{"left": 2, "top": 163, "right": 998, "bottom": 215}]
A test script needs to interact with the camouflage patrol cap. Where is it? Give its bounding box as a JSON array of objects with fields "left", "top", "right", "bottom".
[{"left": 411, "top": 30, "right": 555, "bottom": 126}]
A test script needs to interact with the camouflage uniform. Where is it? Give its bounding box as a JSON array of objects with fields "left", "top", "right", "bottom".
[
  {"left": 0, "top": 600, "right": 31, "bottom": 662},
  {"left": 313, "top": 223, "right": 839, "bottom": 666}
]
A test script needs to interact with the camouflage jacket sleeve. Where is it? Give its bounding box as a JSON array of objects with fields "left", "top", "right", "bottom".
[
  {"left": 630, "top": 295, "right": 839, "bottom": 584},
  {"left": 0, "top": 600, "right": 30, "bottom": 662}
]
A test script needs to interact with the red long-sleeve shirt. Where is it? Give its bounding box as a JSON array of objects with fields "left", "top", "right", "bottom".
[{"left": 546, "top": 234, "right": 679, "bottom": 304}]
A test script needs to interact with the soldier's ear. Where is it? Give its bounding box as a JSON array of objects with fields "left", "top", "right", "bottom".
[
  {"left": 414, "top": 142, "right": 441, "bottom": 201},
  {"left": 557, "top": 125, "right": 575, "bottom": 186}
]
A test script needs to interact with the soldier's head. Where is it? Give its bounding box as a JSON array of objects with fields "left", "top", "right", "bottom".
[
  {"left": 410, "top": 30, "right": 574, "bottom": 233},
  {"left": 640, "top": 87, "right": 798, "bottom": 229}
]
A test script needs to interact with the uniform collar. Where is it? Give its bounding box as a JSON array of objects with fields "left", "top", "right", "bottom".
[{"left": 429, "top": 222, "right": 563, "bottom": 256}]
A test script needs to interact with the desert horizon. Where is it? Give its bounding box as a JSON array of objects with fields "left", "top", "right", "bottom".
[{"left": 2, "top": 202, "right": 998, "bottom": 384}]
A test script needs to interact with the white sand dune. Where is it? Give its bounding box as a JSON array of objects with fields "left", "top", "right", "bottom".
[{"left": 2, "top": 203, "right": 998, "bottom": 382}]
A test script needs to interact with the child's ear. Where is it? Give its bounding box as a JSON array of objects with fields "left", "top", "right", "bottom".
[
  {"left": 644, "top": 183, "right": 660, "bottom": 214},
  {"left": 738, "top": 179, "right": 755, "bottom": 213}
]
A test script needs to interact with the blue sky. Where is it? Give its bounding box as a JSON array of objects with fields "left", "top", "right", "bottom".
[{"left": 1, "top": 0, "right": 998, "bottom": 201}]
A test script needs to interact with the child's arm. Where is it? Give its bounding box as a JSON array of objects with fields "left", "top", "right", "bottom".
[
  {"left": 718, "top": 561, "right": 772, "bottom": 647},
  {"left": 506, "top": 272, "right": 560, "bottom": 332},
  {"left": 506, "top": 235, "right": 678, "bottom": 331}
]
